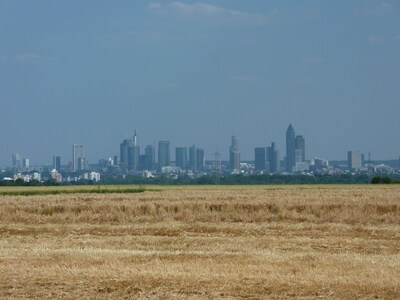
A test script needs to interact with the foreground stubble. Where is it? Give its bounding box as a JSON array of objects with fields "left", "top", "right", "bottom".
[{"left": 0, "top": 186, "right": 399, "bottom": 299}]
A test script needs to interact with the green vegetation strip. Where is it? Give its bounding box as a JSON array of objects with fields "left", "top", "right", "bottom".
[{"left": 0, "top": 187, "right": 157, "bottom": 196}]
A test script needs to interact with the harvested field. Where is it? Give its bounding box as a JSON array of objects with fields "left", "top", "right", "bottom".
[{"left": 1, "top": 185, "right": 399, "bottom": 299}]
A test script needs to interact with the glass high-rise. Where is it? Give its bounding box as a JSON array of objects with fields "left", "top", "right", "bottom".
[
  {"left": 72, "top": 144, "right": 84, "bottom": 171},
  {"left": 145, "top": 145, "right": 155, "bottom": 170},
  {"left": 267, "top": 142, "right": 279, "bottom": 173},
  {"left": 229, "top": 136, "right": 240, "bottom": 171},
  {"left": 254, "top": 147, "right": 266, "bottom": 172},
  {"left": 196, "top": 148, "right": 205, "bottom": 171},
  {"left": 176, "top": 147, "right": 187, "bottom": 170},
  {"left": 286, "top": 124, "right": 296, "bottom": 172},
  {"left": 158, "top": 141, "right": 170, "bottom": 170},
  {"left": 53, "top": 155, "right": 61, "bottom": 171},
  {"left": 286, "top": 124, "right": 305, "bottom": 173},
  {"left": 295, "top": 135, "right": 305, "bottom": 162}
]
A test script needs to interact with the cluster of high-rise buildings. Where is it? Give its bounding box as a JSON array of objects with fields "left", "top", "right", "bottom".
[
  {"left": 254, "top": 124, "right": 305, "bottom": 174},
  {"left": 117, "top": 131, "right": 205, "bottom": 174},
  {"left": 6, "top": 123, "right": 400, "bottom": 182}
]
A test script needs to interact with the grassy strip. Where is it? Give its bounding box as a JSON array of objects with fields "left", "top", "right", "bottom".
[{"left": 0, "top": 186, "right": 155, "bottom": 196}]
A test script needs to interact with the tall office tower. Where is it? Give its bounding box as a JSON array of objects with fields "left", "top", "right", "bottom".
[
  {"left": 120, "top": 131, "right": 137, "bottom": 170},
  {"left": 22, "top": 158, "right": 30, "bottom": 170},
  {"left": 53, "top": 155, "right": 61, "bottom": 171},
  {"left": 139, "top": 154, "right": 147, "bottom": 171},
  {"left": 254, "top": 147, "right": 266, "bottom": 172},
  {"left": 189, "top": 145, "right": 198, "bottom": 171},
  {"left": 348, "top": 150, "right": 362, "bottom": 171},
  {"left": 176, "top": 147, "right": 188, "bottom": 170},
  {"left": 120, "top": 139, "right": 130, "bottom": 169},
  {"left": 128, "top": 145, "right": 140, "bottom": 171},
  {"left": 286, "top": 124, "right": 296, "bottom": 172},
  {"left": 12, "top": 153, "right": 23, "bottom": 171},
  {"left": 158, "top": 141, "right": 170, "bottom": 170},
  {"left": 295, "top": 135, "right": 305, "bottom": 162},
  {"left": 212, "top": 148, "right": 222, "bottom": 176},
  {"left": 295, "top": 149, "right": 303, "bottom": 163},
  {"left": 72, "top": 144, "right": 84, "bottom": 171},
  {"left": 267, "top": 142, "right": 279, "bottom": 173},
  {"left": 145, "top": 145, "right": 155, "bottom": 170},
  {"left": 229, "top": 136, "right": 240, "bottom": 171},
  {"left": 196, "top": 148, "right": 205, "bottom": 171}
]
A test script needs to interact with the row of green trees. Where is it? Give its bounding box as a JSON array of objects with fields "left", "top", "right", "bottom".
[
  {"left": 1, "top": 174, "right": 399, "bottom": 187},
  {"left": 371, "top": 176, "right": 399, "bottom": 184}
]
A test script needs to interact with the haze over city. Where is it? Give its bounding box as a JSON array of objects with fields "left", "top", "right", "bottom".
[{"left": 1, "top": 1, "right": 399, "bottom": 166}]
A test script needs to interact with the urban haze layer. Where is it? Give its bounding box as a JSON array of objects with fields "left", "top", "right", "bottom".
[
  {"left": 2, "top": 2, "right": 400, "bottom": 184},
  {"left": 4, "top": 124, "right": 400, "bottom": 185}
]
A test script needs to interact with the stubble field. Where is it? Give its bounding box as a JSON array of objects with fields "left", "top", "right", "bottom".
[{"left": 1, "top": 185, "right": 399, "bottom": 299}]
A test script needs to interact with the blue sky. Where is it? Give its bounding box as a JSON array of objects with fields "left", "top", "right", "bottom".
[{"left": 0, "top": 1, "right": 399, "bottom": 166}]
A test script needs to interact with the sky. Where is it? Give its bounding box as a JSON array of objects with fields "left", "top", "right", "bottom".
[{"left": 0, "top": 0, "right": 399, "bottom": 166}]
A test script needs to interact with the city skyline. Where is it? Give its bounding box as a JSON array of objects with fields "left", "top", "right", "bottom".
[
  {"left": 1, "top": 1, "right": 399, "bottom": 165},
  {"left": 5, "top": 124, "right": 399, "bottom": 170}
]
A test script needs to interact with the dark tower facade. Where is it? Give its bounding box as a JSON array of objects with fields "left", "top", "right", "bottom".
[
  {"left": 267, "top": 142, "right": 279, "bottom": 173},
  {"left": 53, "top": 155, "right": 61, "bottom": 171},
  {"left": 254, "top": 147, "right": 266, "bottom": 172},
  {"left": 229, "top": 136, "right": 240, "bottom": 172},
  {"left": 286, "top": 124, "right": 296, "bottom": 173},
  {"left": 196, "top": 148, "right": 205, "bottom": 171},
  {"left": 120, "top": 131, "right": 138, "bottom": 171},
  {"left": 176, "top": 147, "right": 188, "bottom": 170},
  {"left": 295, "top": 135, "right": 305, "bottom": 163},
  {"left": 158, "top": 141, "right": 170, "bottom": 170},
  {"left": 145, "top": 145, "right": 155, "bottom": 170},
  {"left": 189, "top": 145, "right": 197, "bottom": 171}
]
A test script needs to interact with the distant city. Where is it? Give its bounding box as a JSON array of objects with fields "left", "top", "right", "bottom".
[{"left": 3, "top": 124, "right": 400, "bottom": 184}]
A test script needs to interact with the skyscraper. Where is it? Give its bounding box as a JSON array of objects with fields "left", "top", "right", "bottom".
[
  {"left": 120, "top": 139, "right": 133, "bottom": 170},
  {"left": 254, "top": 147, "right": 266, "bottom": 172},
  {"left": 286, "top": 124, "right": 305, "bottom": 173},
  {"left": 229, "top": 136, "right": 240, "bottom": 172},
  {"left": 175, "top": 147, "right": 188, "bottom": 170},
  {"left": 295, "top": 135, "right": 305, "bottom": 162},
  {"left": 128, "top": 145, "right": 140, "bottom": 171},
  {"left": 72, "top": 144, "right": 84, "bottom": 171},
  {"left": 189, "top": 145, "right": 197, "bottom": 171},
  {"left": 145, "top": 145, "right": 155, "bottom": 170},
  {"left": 286, "top": 124, "right": 296, "bottom": 172},
  {"left": 12, "top": 153, "right": 23, "bottom": 171},
  {"left": 120, "top": 130, "right": 138, "bottom": 171},
  {"left": 158, "top": 141, "right": 170, "bottom": 170},
  {"left": 267, "top": 142, "right": 279, "bottom": 173},
  {"left": 348, "top": 150, "right": 362, "bottom": 171},
  {"left": 53, "top": 155, "right": 61, "bottom": 171},
  {"left": 196, "top": 148, "right": 205, "bottom": 172}
]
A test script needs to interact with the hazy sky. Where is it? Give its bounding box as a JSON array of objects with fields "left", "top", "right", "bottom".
[{"left": 1, "top": 1, "right": 399, "bottom": 166}]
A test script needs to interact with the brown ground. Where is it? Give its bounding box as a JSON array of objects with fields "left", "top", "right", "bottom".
[{"left": 1, "top": 185, "right": 399, "bottom": 299}]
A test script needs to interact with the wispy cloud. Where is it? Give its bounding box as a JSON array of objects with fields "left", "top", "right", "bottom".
[
  {"left": 16, "top": 53, "right": 43, "bottom": 63},
  {"left": 358, "top": 2, "right": 394, "bottom": 17},
  {"left": 0, "top": 52, "right": 57, "bottom": 64},
  {"left": 368, "top": 34, "right": 400, "bottom": 44},
  {"left": 159, "top": 82, "right": 182, "bottom": 90},
  {"left": 148, "top": 2, "right": 279, "bottom": 26},
  {"left": 302, "top": 56, "right": 323, "bottom": 64},
  {"left": 148, "top": 3, "right": 162, "bottom": 11},
  {"left": 229, "top": 75, "right": 263, "bottom": 83},
  {"left": 170, "top": 1, "right": 224, "bottom": 16}
]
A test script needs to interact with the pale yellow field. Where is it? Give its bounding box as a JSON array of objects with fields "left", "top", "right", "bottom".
[{"left": 1, "top": 185, "right": 399, "bottom": 299}]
